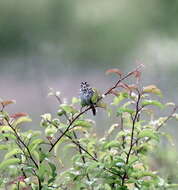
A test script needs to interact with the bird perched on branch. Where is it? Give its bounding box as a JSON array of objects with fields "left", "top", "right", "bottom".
[{"left": 80, "top": 82, "right": 100, "bottom": 115}]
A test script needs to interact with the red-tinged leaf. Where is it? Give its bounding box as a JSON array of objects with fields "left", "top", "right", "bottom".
[
  {"left": 17, "top": 176, "right": 25, "bottom": 182},
  {"left": 106, "top": 68, "right": 123, "bottom": 76},
  {"left": 117, "top": 83, "right": 130, "bottom": 91},
  {"left": 127, "top": 84, "right": 138, "bottom": 90},
  {"left": 133, "top": 70, "right": 141, "bottom": 78},
  {"left": 11, "top": 113, "right": 28, "bottom": 119},
  {"left": 22, "top": 187, "right": 31, "bottom": 190},
  {"left": 8, "top": 180, "right": 16, "bottom": 185},
  {"left": 133, "top": 70, "right": 141, "bottom": 82},
  {"left": 46, "top": 136, "right": 53, "bottom": 141},
  {"left": 0, "top": 100, "right": 16, "bottom": 107},
  {"left": 0, "top": 119, "right": 4, "bottom": 125}
]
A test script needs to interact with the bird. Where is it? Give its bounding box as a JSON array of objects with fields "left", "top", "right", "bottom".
[{"left": 80, "top": 82, "right": 97, "bottom": 115}]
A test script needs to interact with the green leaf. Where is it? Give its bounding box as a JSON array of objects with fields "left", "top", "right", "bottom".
[
  {"left": 0, "top": 133, "right": 16, "bottom": 140},
  {"left": 108, "top": 124, "right": 119, "bottom": 135},
  {"left": 117, "top": 107, "right": 135, "bottom": 116},
  {"left": 57, "top": 109, "right": 65, "bottom": 116},
  {"left": 0, "top": 158, "right": 20, "bottom": 170},
  {"left": 13, "top": 116, "right": 32, "bottom": 127},
  {"left": 38, "top": 162, "right": 48, "bottom": 181},
  {"left": 48, "top": 162, "right": 57, "bottom": 184},
  {"left": 166, "top": 184, "right": 178, "bottom": 188},
  {"left": 29, "top": 139, "right": 44, "bottom": 151},
  {"left": 60, "top": 104, "right": 78, "bottom": 114},
  {"left": 104, "top": 140, "right": 120, "bottom": 149},
  {"left": 86, "top": 162, "right": 100, "bottom": 173},
  {"left": 32, "top": 150, "right": 40, "bottom": 161},
  {"left": 41, "top": 113, "right": 52, "bottom": 121},
  {"left": 91, "top": 88, "right": 101, "bottom": 104},
  {"left": 143, "top": 85, "right": 162, "bottom": 96},
  {"left": 96, "top": 100, "right": 107, "bottom": 109},
  {"left": 45, "top": 126, "right": 58, "bottom": 136},
  {"left": 129, "top": 155, "right": 139, "bottom": 165},
  {"left": 0, "top": 125, "right": 13, "bottom": 132},
  {"left": 72, "top": 97, "right": 80, "bottom": 104},
  {"left": 142, "top": 100, "right": 164, "bottom": 108},
  {"left": 118, "top": 186, "right": 129, "bottom": 190},
  {"left": 73, "top": 119, "right": 93, "bottom": 128},
  {"left": 138, "top": 129, "right": 159, "bottom": 141},
  {"left": 5, "top": 148, "right": 23, "bottom": 159},
  {"left": 0, "top": 144, "right": 8, "bottom": 150},
  {"left": 131, "top": 171, "right": 156, "bottom": 179},
  {"left": 111, "top": 92, "right": 128, "bottom": 106}
]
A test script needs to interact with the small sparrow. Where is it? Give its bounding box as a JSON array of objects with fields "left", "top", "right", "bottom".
[{"left": 80, "top": 82, "right": 96, "bottom": 115}]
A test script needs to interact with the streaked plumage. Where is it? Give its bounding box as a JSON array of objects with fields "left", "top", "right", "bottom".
[{"left": 80, "top": 82, "right": 96, "bottom": 115}]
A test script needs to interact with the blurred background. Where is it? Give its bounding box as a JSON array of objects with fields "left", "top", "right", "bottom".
[{"left": 1, "top": 0, "right": 178, "bottom": 182}]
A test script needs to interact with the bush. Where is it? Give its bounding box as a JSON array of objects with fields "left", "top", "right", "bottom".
[{"left": 0, "top": 65, "right": 178, "bottom": 190}]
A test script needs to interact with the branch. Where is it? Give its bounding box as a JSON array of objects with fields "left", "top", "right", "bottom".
[
  {"left": 5, "top": 118, "right": 39, "bottom": 169},
  {"left": 156, "top": 106, "right": 178, "bottom": 131},
  {"left": 121, "top": 90, "right": 141, "bottom": 186},
  {"left": 49, "top": 65, "right": 144, "bottom": 152},
  {"left": 104, "top": 64, "right": 144, "bottom": 96},
  {"left": 47, "top": 120, "right": 97, "bottom": 161},
  {"left": 49, "top": 106, "right": 91, "bottom": 152}
]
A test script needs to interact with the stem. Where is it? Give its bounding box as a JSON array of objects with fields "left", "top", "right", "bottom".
[
  {"left": 73, "top": 131, "right": 91, "bottom": 181},
  {"left": 121, "top": 91, "right": 141, "bottom": 186},
  {"left": 49, "top": 106, "right": 91, "bottom": 152},
  {"left": 126, "top": 93, "right": 141, "bottom": 164},
  {"left": 120, "top": 116, "right": 125, "bottom": 149}
]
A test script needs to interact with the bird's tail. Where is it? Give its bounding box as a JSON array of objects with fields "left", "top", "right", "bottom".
[{"left": 91, "top": 104, "right": 96, "bottom": 116}]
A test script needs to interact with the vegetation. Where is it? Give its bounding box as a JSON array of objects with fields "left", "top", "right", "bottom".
[{"left": 0, "top": 65, "right": 178, "bottom": 189}]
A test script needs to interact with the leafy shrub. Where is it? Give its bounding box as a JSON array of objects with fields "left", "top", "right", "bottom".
[{"left": 0, "top": 65, "right": 178, "bottom": 190}]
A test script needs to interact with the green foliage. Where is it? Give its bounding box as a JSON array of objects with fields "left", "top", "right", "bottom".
[{"left": 0, "top": 66, "right": 178, "bottom": 189}]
